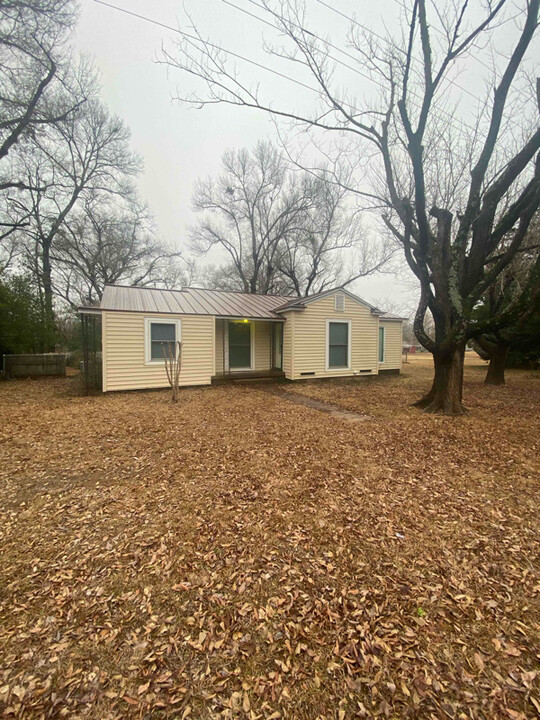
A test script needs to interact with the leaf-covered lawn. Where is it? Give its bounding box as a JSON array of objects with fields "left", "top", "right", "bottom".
[{"left": 0, "top": 359, "right": 539, "bottom": 719}]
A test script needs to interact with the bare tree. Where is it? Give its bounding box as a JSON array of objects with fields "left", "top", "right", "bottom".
[
  {"left": 163, "top": 340, "right": 182, "bottom": 403},
  {"left": 16, "top": 75, "right": 140, "bottom": 348},
  {"left": 276, "top": 171, "right": 394, "bottom": 296},
  {"left": 191, "top": 141, "right": 312, "bottom": 294},
  {"left": 0, "top": 0, "right": 84, "bottom": 257},
  {"left": 164, "top": 0, "right": 540, "bottom": 414},
  {"left": 0, "top": 231, "right": 19, "bottom": 275},
  {"left": 192, "top": 141, "right": 393, "bottom": 296},
  {"left": 0, "top": 0, "right": 78, "bottom": 166},
  {"left": 52, "top": 198, "right": 186, "bottom": 306}
]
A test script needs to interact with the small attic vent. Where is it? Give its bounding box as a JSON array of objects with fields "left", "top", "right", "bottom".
[{"left": 335, "top": 293, "right": 345, "bottom": 311}]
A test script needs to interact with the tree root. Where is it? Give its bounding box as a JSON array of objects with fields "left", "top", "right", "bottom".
[
  {"left": 413, "top": 390, "right": 468, "bottom": 414},
  {"left": 422, "top": 402, "right": 468, "bottom": 415},
  {"left": 411, "top": 394, "right": 434, "bottom": 408}
]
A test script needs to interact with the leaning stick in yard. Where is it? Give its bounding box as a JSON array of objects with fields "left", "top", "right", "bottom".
[{"left": 162, "top": 341, "right": 182, "bottom": 402}]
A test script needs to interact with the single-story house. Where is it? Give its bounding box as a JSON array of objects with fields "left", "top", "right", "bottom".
[{"left": 79, "top": 285, "right": 404, "bottom": 392}]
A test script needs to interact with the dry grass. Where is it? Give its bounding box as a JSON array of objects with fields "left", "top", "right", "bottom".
[{"left": 0, "top": 361, "right": 539, "bottom": 719}]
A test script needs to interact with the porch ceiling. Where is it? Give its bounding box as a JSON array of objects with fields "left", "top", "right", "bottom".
[{"left": 215, "top": 316, "right": 285, "bottom": 322}]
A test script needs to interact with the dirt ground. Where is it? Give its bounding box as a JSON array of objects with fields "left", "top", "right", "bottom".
[{"left": 0, "top": 358, "right": 539, "bottom": 719}]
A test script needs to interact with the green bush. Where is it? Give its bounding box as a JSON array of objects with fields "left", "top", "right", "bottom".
[{"left": 0, "top": 275, "right": 50, "bottom": 356}]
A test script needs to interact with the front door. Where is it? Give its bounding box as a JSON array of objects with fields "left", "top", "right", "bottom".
[{"left": 229, "top": 321, "right": 252, "bottom": 370}]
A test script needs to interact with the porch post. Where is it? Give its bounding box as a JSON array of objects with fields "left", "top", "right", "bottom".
[
  {"left": 270, "top": 321, "right": 274, "bottom": 369},
  {"left": 212, "top": 317, "right": 216, "bottom": 378},
  {"left": 224, "top": 319, "right": 229, "bottom": 373}
]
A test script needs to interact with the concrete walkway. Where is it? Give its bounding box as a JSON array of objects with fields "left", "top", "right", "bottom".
[{"left": 259, "top": 386, "right": 373, "bottom": 423}]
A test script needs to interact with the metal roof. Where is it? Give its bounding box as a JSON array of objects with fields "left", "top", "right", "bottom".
[
  {"left": 83, "top": 285, "right": 404, "bottom": 323},
  {"left": 99, "top": 285, "right": 292, "bottom": 320}
]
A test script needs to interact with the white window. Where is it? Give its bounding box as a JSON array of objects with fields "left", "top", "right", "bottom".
[
  {"left": 144, "top": 318, "right": 181, "bottom": 364},
  {"left": 335, "top": 293, "right": 345, "bottom": 312},
  {"left": 379, "top": 326, "right": 385, "bottom": 363},
  {"left": 326, "top": 319, "right": 351, "bottom": 370}
]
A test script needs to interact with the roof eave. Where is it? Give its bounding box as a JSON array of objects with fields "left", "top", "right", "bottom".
[
  {"left": 275, "top": 286, "right": 381, "bottom": 313},
  {"left": 78, "top": 306, "right": 102, "bottom": 315},
  {"left": 274, "top": 304, "right": 306, "bottom": 313}
]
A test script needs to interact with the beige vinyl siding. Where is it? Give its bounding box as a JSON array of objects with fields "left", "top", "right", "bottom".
[
  {"left": 379, "top": 320, "right": 403, "bottom": 371},
  {"left": 254, "top": 321, "right": 272, "bottom": 371},
  {"left": 103, "top": 311, "right": 214, "bottom": 391},
  {"left": 215, "top": 319, "right": 224, "bottom": 374},
  {"left": 289, "top": 292, "right": 379, "bottom": 380},
  {"left": 282, "top": 312, "right": 294, "bottom": 379}
]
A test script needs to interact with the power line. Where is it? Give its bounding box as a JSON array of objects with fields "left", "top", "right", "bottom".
[
  {"left": 222, "top": 0, "right": 478, "bottom": 135},
  {"left": 93, "top": 0, "right": 321, "bottom": 95},
  {"left": 92, "top": 0, "right": 405, "bottom": 130},
  {"left": 316, "top": 0, "right": 497, "bottom": 87},
  {"left": 93, "top": 0, "right": 476, "bottom": 137},
  {"left": 315, "top": 0, "right": 487, "bottom": 104},
  {"left": 226, "top": 0, "right": 369, "bottom": 80}
]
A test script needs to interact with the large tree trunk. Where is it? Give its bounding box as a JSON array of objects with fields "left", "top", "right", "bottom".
[
  {"left": 414, "top": 343, "right": 466, "bottom": 414},
  {"left": 484, "top": 344, "right": 508, "bottom": 385}
]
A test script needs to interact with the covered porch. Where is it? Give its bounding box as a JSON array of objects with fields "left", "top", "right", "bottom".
[{"left": 213, "top": 317, "right": 284, "bottom": 382}]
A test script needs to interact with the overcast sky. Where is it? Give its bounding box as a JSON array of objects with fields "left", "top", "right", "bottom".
[{"left": 73, "top": 0, "right": 538, "bottom": 308}]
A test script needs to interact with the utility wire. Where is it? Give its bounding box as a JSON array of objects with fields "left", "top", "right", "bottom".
[
  {"left": 94, "top": 0, "right": 476, "bottom": 137},
  {"left": 316, "top": 0, "right": 498, "bottom": 81},
  {"left": 92, "top": 0, "right": 406, "bottom": 128},
  {"left": 93, "top": 0, "right": 321, "bottom": 95},
  {"left": 316, "top": 0, "right": 529, "bottom": 135},
  {"left": 223, "top": 0, "right": 478, "bottom": 135}
]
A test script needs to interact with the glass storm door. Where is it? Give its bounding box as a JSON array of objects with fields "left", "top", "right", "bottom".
[{"left": 229, "top": 321, "right": 251, "bottom": 369}]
